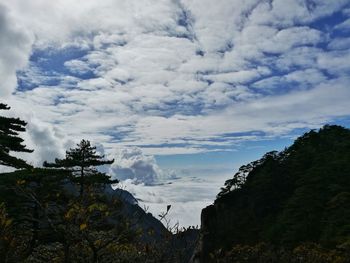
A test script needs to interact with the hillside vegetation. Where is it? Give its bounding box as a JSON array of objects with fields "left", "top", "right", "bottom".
[
  {"left": 195, "top": 125, "right": 350, "bottom": 263},
  {"left": 0, "top": 103, "right": 196, "bottom": 263}
]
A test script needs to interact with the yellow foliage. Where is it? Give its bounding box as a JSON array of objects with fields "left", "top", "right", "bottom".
[
  {"left": 16, "top": 179, "right": 26, "bottom": 185},
  {"left": 5, "top": 219, "right": 12, "bottom": 227},
  {"left": 94, "top": 240, "right": 102, "bottom": 247},
  {"left": 80, "top": 223, "right": 88, "bottom": 231},
  {"left": 87, "top": 203, "right": 107, "bottom": 213}
]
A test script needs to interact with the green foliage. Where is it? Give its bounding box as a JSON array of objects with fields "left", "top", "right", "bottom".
[
  {"left": 43, "top": 139, "right": 116, "bottom": 196},
  {"left": 204, "top": 125, "right": 350, "bottom": 262},
  {"left": 0, "top": 167, "right": 149, "bottom": 262},
  {"left": 0, "top": 103, "right": 33, "bottom": 169},
  {"left": 214, "top": 242, "right": 350, "bottom": 263}
]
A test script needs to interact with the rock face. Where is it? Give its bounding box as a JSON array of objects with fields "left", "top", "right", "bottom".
[
  {"left": 192, "top": 125, "right": 350, "bottom": 262},
  {"left": 191, "top": 204, "right": 218, "bottom": 263}
]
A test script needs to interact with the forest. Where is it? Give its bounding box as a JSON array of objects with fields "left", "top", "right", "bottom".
[
  {"left": 2, "top": 103, "right": 350, "bottom": 263},
  {"left": 195, "top": 125, "right": 350, "bottom": 263}
]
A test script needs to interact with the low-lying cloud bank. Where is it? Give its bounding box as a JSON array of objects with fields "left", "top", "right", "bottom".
[{"left": 120, "top": 173, "right": 230, "bottom": 227}]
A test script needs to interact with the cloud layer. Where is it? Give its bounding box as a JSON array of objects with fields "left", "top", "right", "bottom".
[
  {"left": 121, "top": 172, "right": 229, "bottom": 227},
  {"left": 1, "top": 0, "right": 350, "bottom": 154},
  {"left": 0, "top": 4, "right": 33, "bottom": 97},
  {"left": 1, "top": 0, "right": 349, "bottom": 156}
]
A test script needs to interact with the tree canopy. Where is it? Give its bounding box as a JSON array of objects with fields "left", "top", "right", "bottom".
[
  {"left": 43, "top": 139, "right": 117, "bottom": 196},
  {"left": 0, "top": 103, "right": 33, "bottom": 169},
  {"left": 199, "top": 125, "right": 350, "bottom": 262}
]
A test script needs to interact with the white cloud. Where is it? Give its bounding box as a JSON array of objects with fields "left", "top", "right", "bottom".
[
  {"left": 23, "top": 119, "right": 68, "bottom": 166},
  {"left": 248, "top": 0, "right": 349, "bottom": 27},
  {"left": 202, "top": 67, "right": 270, "bottom": 85},
  {"left": 0, "top": 0, "right": 349, "bottom": 156},
  {"left": 0, "top": 166, "right": 15, "bottom": 174},
  {"left": 0, "top": 4, "right": 33, "bottom": 97},
  {"left": 64, "top": 59, "right": 92, "bottom": 75},
  {"left": 317, "top": 50, "right": 350, "bottom": 76},
  {"left": 335, "top": 18, "right": 350, "bottom": 32},
  {"left": 109, "top": 147, "right": 168, "bottom": 184},
  {"left": 237, "top": 25, "right": 324, "bottom": 55},
  {"left": 120, "top": 173, "right": 229, "bottom": 227},
  {"left": 328, "top": 37, "right": 350, "bottom": 50},
  {"left": 253, "top": 68, "right": 327, "bottom": 91}
]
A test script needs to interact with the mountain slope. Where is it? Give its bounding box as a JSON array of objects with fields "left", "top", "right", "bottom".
[
  {"left": 0, "top": 168, "right": 198, "bottom": 262},
  {"left": 193, "top": 125, "right": 350, "bottom": 262}
]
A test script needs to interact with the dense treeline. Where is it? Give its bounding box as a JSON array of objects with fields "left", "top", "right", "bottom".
[
  {"left": 196, "top": 125, "right": 350, "bottom": 263},
  {"left": 0, "top": 103, "right": 196, "bottom": 262}
]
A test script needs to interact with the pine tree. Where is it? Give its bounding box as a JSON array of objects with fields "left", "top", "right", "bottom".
[
  {"left": 0, "top": 103, "right": 33, "bottom": 169},
  {"left": 43, "top": 139, "right": 116, "bottom": 196}
]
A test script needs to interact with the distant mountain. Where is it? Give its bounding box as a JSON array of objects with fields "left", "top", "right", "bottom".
[
  {"left": 192, "top": 125, "right": 350, "bottom": 263},
  {"left": 105, "top": 186, "right": 169, "bottom": 241},
  {"left": 109, "top": 186, "right": 199, "bottom": 261},
  {"left": 91, "top": 185, "right": 199, "bottom": 262}
]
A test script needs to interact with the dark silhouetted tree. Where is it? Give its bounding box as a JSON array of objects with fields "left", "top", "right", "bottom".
[
  {"left": 43, "top": 139, "right": 116, "bottom": 196},
  {"left": 0, "top": 103, "right": 33, "bottom": 169}
]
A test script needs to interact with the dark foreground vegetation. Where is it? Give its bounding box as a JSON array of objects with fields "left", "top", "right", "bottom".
[
  {"left": 2, "top": 102, "right": 350, "bottom": 263},
  {"left": 0, "top": 103, "right": 197, "bottom": 262},
  {"left": 194, "top": 125, "right": 350, "bottom": 263}
]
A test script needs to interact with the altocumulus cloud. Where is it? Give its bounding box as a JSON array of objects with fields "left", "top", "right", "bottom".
[{"left": 1, "top": 0, "right": 350, "bottom": 155}]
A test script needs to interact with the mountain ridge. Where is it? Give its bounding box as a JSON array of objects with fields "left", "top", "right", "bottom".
[{"left": 192, "top": 125, "right": 350, "bottom": 263}]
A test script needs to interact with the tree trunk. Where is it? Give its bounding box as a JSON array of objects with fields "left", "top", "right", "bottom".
[
  {"left": 80, "top": 166, "right": 84, "bottom": 196},
  {"left": 92, "top": 249, "right": 98, "bottom": 263},
  {"left": 29, "top": 202, "right": 39, "bottom": 255}
]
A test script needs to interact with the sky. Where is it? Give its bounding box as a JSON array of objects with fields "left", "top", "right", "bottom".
[{"left": 1, "top": 0, "right": 350, "bottom": 227}]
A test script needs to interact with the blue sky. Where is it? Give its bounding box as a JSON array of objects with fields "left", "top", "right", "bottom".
[{"left": 1, "top": 0, "right": 350, "bottom": 226}]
